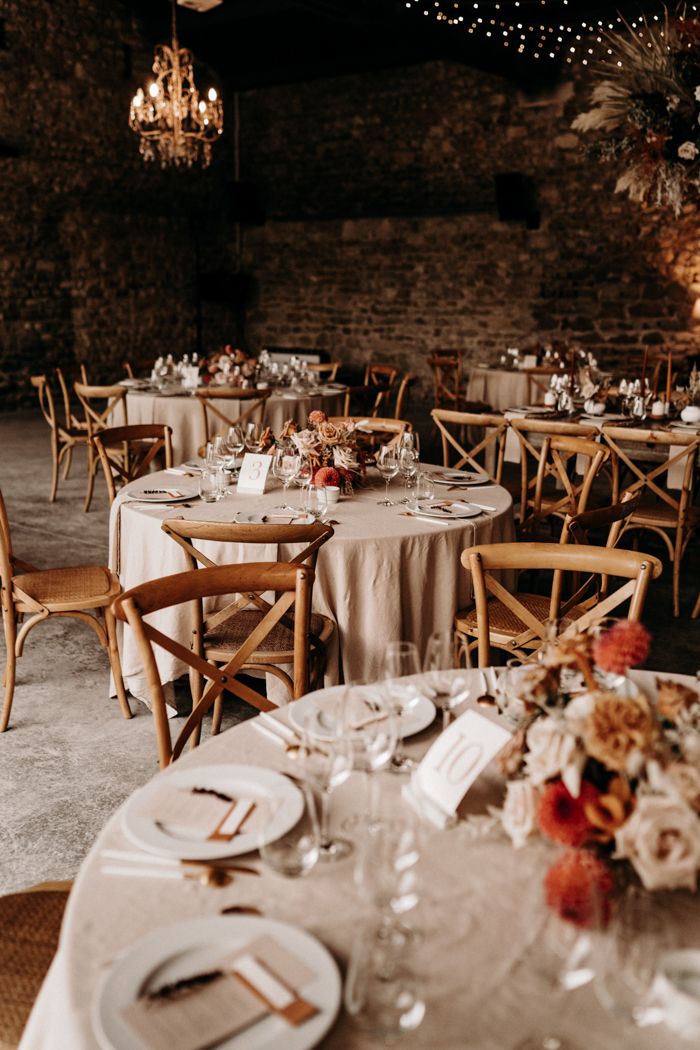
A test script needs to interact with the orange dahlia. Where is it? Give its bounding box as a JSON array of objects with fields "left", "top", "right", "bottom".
[
  {"left": 544, "top": 850, "right": 614, "bottom": 928},
  {"left": 592, "top": 620, "right": 650, "bottom": 675},
  {"left": 313, "top": 466, "right": 341, "bottom": 487},
  {"left": 537, "top": 779, "right": 599, "bottom": 847}
]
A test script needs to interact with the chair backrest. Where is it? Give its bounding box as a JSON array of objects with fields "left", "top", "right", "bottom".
[
  {"left": 30, "top": 375, "right": 58, "bottom": 435},
  {"left": 55, "top": 367, "right": 88, "bottom": 430},
  {"left": 427, "top": 349, "right": 463, "bottom": 409},
  {"left": 431, "top": 407, "right": 509, "bottom": 483},
  {"left": 342, "top": 383, "right": 395, "bottom": 418},
  {"left": 364, "top": 363, "right": 398, "bottom": 387},
  {"left": 195, "top": 387, "right": 271, "bottom": 445},
  {"left": 461, "top": 541, "right": 662, "bottom": 667},
  {"left": 0, "top": 488, "right": 14, "bottom": 598},
  {"left": 601, "top": 426, "right": 700, "bottom": 523},
  {"left": 112, "top": 562, "right": 314, "bottom": 766},
  {"left": 306, "top": 361, "right": 340, "bottom": 382},
  {"left": 394, "top": 372, "right": 417, "bottom": 419},
  {"left": 74, "top": 382, "right": 128, "bottom": 439},
  {"left": 161, "top": 518, "right": 333, "bottom": 574},
  {"left": 562, "top": 491, "right": 640, "bottom": 548},
  {"left": 327, "top": 416, "right": 412, "bottom": 447},
  {"left": 91, "top": 424, "right": 174, "bottom": 504},
  {"left": 510, "top": 418, "right": 605, "bottom": 531}
]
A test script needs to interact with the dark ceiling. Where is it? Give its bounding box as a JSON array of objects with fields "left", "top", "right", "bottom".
[{"left": 129, "top": 0, "right": 674, "bottom": 91}]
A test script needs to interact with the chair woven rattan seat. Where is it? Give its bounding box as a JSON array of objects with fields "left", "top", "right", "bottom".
[
  {"left": 456, "top": 592, "right": 587, "bottom": 637},
  {"left": 13, "top": 565, "right": 117, "bottom": 607},
  {"left": 204, "top": 608, "right": 333, "bottom": 661},
  {"left": 0, "top": 889, "right": 69, "bottom": 1049}
]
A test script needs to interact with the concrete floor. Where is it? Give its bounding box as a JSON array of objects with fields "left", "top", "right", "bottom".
[{"left": 0, "top": 409, "right": 698, "bottom": 894}]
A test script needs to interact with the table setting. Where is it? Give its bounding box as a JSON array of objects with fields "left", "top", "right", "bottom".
[{"left": 19, "top": 616, "right": 700, "bottom": 1050}]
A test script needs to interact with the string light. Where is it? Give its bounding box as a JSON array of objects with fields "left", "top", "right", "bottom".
[{"left": 403, "top": 1, "right": 700, "bottom": 65}]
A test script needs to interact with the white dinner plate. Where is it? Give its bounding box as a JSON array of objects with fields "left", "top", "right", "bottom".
[
  {"left": 125, "top": 488, "right": 192, "bottom": 503},
  {"left": 233, "top": 512, "right": 267, "bottom": 524},
  {"left": 118, "top": 378, "right": 153, "bottom": 389},
  {"left": 409, "top": 500, "right": 482, "bottom": 519},
  {"left": 432, "top": 470, "right": 490, "bottom": 486},
  {"left": 92, "top": 915, "right": 341, "bottom": 1050},
  {"left": 670, "top": 421, "right": 700, "bottom": 432},
  {"left": 288, "top": 686, "right": 436, "bottom": 740},
  {"left": 121, "top": 764, "right": 304, "bottom": 860}
]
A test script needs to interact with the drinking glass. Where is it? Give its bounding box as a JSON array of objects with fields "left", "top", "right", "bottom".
[
  {"left": 258, "top": 780, "right": 320, "bottom": 878},
  {"left": 244, "top": 421, "right": 263, "bottom": 452},
  {"left": 398, "top": 430, "right": 420, "bottom": 456},
  {"left": 344, "top": 923, "right": 426, "bottom": 1040},
  {"left": 199, "top": 466, "right": 224, "bottom": 502},
  {"left": 412, "top": 472, "right": 435, "bottom": 508},
  {"left": 297, "top": 716, "right": 354, "bottom": 862},
  {"left": 225, "top": 424, "right": 245, "bottom": 476},
  {"left": 272, "top": 444, "right": 299, "bottom": 499},
  {"left": 423, "top": 630, "right": 467, "bottom": 731},
  {"left": 398, "top": 448, "right": 419, "bottom": 505},
  {"left": 340, "top": 685, "right": 398, "bottom": 826},
  {"left": 293, "top": 457, "right": 313, "bottom": 511},
  {"left": 205, "top": 437, "right": 226, "bottom": 470},
  {"left": 376, "top": 445, "right": 399, "bottom": 506},
  {"left": 381, "top": 642, "right": 422, "bottom": 773},
  {"left": 305, "top": 485, "right": 328, "bottom": 521}
]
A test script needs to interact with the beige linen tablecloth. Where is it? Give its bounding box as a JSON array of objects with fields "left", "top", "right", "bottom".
[
  {"left": 126, "top": 389, "right": 345, "bottom": 463},
  {"left": 108, "top": 470, "right": 515, "bottom": 702},
  {"left": 19, "top": 668, "right": 697, "bottom": 1050},
  {"left": 466, "top": 367, "right": 531, "bottom": 412}
]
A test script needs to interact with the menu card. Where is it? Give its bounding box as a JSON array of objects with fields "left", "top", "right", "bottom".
[
  {"left": 122, "top": 934, "right": 318, "bottom": 1050},
  {"left": 143, "top": 786, "right": 267, "bottom": 842},
  {"left": 237, "top": 453, "right": 272, "bottom": 494},
  {"left": 405, "top": 709, "right": 512, "bottom": 828}
]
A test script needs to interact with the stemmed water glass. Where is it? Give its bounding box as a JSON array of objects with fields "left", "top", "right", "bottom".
[
  {"left": 244, "top": 421, "right": 263, "bottom": 452},
  {"left": 381, "top": 641, "right": 422, "bottom": 773},
  {"left": 340, "top": 685, "right": 399, "bottom": 824},
  {"left": 297, "top": 710, "right": 354, "bottom": 862},
  {"left": 376, "top": 445, "right": 399, "bottom": 506},
  {"left": 224, "top": 424, "right": 245, "bottom": 477},
  {"left": 293, "top": 457, "right": 313, "bottom": 511},
  {"left": 398, "top": 447, "right": 419, "bottom": 505},
  {"left": 423, "top": 630, "right": 470, "bottom": 731}
]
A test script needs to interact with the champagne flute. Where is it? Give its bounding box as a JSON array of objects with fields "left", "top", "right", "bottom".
[
  {"left": 376, "top": 445, "right": 399, "bottom": 506},
  {"left": 381, "top": 641, "right": 422, "bottom": 774},
  {"left": 398, "top": 447, "right": 419, "bottom": 505},
  {"left": 297, "top": 713, "right": 353, "bottom": 862}
]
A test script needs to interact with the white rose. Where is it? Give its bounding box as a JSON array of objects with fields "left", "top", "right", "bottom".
[
  {"left": 291, "top": 429, "right": 320, "bottom": 457},
  {"left": 615, "top": 795, "right": 700, "bottom": 891},
  {"left": 501, "top": 780, "right": 538, "bottom": 849},
  {"left": 524, "top": 719, "right": 577, "bottom": 787},
  {"left": 333, "top": 445, "right": 359, "bottom": 471},
  {"left": 695, "top": 85, "right": 700, "bottom": 102},
  {"left": 678, "top": 141, "right": 698, "bottom": 161}
]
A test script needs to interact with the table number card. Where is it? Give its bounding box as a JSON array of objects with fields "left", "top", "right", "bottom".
[
  {"left": 406, "top": 709, "right": 512, "bottom": 828},
  {"left": 236, "top": 453, "right": 272, "bottom": 494}
]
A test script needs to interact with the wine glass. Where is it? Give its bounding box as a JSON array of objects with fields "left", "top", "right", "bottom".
[
  {"left": 206, "top": 436, "right": 226, "bottom": 469},
  {"left": 340, "top": 685, "right": 399, "bottom": 826},
  {"left": 398, "top": 430, "right": 420, "bottom": 456},
  {"left": 376, "top": 445, "right": 399, "bottom": 506},
  {"left": 355, "top": 812, "right": 422, "bottom": 940},
  {"left": 272, "top": 443, "right": 299, "bottom": 500},
  {"left": 258, "top": 780, "right": 320, "bottom": 879},
  {"left": 423, "top": 630, "right": 468, "bottom": 731},
  {"left": 381, "top": 642, "right": 422, "bottom": 774},
  {"left": 297, "top": 713, "right": 354, "bottom": 862},
  {"left": 398, "top": 447, "right": 419, "bottom": 505},
  {"left": 305, "top": 485, "right": 328, "bottom": 521},
  {"left": 225, "top": 424, "right": 245, "bottom": 476},
  {"left": 244, "top": 421, "right": 263, "bottom": 452},
  {"left": 344, "top": 922, "right": 426, "bottom": 1040},
  {"left": 293, "top": 457, "right": 313, "bottom": 512}
]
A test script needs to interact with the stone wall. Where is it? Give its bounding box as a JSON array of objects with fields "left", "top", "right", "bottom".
[
  {"left": 239, "top": 62, "right": 700, "bottom": 406},
  {"left": 0, "top": 0, "right": 236, "bottom": 406}
]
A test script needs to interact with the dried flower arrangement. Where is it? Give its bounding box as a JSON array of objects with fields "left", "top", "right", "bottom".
[
  {"left": 280, "top": 412, "right": 366, "bottom": 493},
  {"left": 499, "top": 620, "right": 700, "bottom": 926}
]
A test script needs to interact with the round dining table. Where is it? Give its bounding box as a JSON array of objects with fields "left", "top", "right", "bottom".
[
  {"left": 125, "top": 386, "right": 346, "bottom": 464},
  {"left": 19, "top": 668, "right": 697, "bottom": 1050},
  {"left": 108, "top": 468, "right": 515, "bottom": 705}
]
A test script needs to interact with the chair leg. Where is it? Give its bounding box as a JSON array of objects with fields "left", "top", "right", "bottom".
[
  {"left": 62, "top": 445, "right": 73, "bottom": 480},
  {"left": 672, "top": 534, "right": 682, "bottom": 619},
  {"left": 50, "top": 436, "right": 60, "bottom": 503},
  {"left": 83, "top": 449, "right": 97, "bottom": 513},
  {"left": 104, "top": 608, "right": 132, "bottom": 719},
  {"left": 1, "top": 607, "right": 18, "bottom": 732},
  {"left": 211, "top": 695, "right": 223, "bottom": 736},
  {"left": 693, "top": 589, "right": 700, "bottom": 620}
]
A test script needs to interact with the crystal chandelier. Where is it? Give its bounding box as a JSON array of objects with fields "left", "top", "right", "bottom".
[{"left": 129, "top": 0, "right": 223, "bottom": 168}]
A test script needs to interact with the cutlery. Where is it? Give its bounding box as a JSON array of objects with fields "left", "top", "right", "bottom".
[
  {"left": 399, "top": 512, "right": 450, "bottom": 526},
  {"left": 100, "top": 850, "right": 260, "bottom": 877},
  {"left": 254, "top": 713, "right": 330, "bottom": 757},
  {"left": 100, "top": 864, "right": 234, "bottom": 887},
  {"left": 475, "top": 669, "right": 499, "bottom": 709}
]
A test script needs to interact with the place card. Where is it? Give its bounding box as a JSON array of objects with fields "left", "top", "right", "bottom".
[
  {"left": 405, "top": 709, "right": 512, "bottom": 828},
  {"left": 236, "top": 453, "right": 272, "bottom": 494},
  {"left": 122, "top": 934, "right": 317, "bottom": 1050}
]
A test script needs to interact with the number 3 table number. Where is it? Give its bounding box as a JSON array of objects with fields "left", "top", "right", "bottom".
[{"left": 405, "top": 710, "right": 512, "bottom": 828}]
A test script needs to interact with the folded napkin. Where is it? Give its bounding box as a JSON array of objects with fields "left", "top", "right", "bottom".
[
  {"left": 143, "top": 785, "right": 268, "bottom": 842},
  {"left": 122, "top": 934, "right": 318, "bottom": 1050}
]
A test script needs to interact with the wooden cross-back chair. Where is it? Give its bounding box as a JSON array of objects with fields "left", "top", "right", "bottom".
[
  {"left": 55, "top": 365, "right": 89, "bottom": 433},
  {"left": 160, "top": 518, "right": 335, "bottom": 735},
  {"left": 90, "top": 424, "right": 173, "bottom": 505},
  {"left": 112, "top": 563, "right": 315, "bottom": 767},
  {"left": 558, "top": 491, "right": 641, "bottom": 610},
  {"left": 428, "top": 349, "right": 463, "bottom": 410},
  {"left": 195, "top": 387, "right": 271, "bottom": 448},
  {"left": 342, "top": 383, "right": 395, "bottom": 418},
  {"left": 510, "top": 419, "right": 607, "bottom": 534},
  {"left": 306, "top": 361, "right": 341, "bottom": 382},
  {"left": 327, "top": 415, "right": 412, "bottom": 449},
  {"left": 364, "top": 363, "right": 398, "bottom": 387},
  {"left": 601, "top": 425, "right": 699, "bottom": 616},
  {"left": 458, "top": 542, "right": 662, "bottom": 667},
  {"left": 522, "top": 367, "right": 559, "bottom": 405},
  {"left": 73, "top": 382, "right": 128, "bottom": 511},
  {"left": 0, "top": 487, "right": 130, "bottom": 733},
  {"left": 431, "top": 407, "right": 509, "bottom": 484},
  {"left": 394, "top": 372, "right": 417, "bottom": 419},
  {"left": 30, "top": 375, "right": 92, "bottom": 504}
]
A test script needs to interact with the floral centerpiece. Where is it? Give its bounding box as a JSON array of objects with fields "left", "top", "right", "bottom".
[
  {"left": 573, "top": 10, "right": 700, "bottom": 215},
  {"left": 279, "top": 411, "right": 366, "bottom": 493},
  {"left": 499, "top": 620, "right": 700, "bottom": 926}
]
